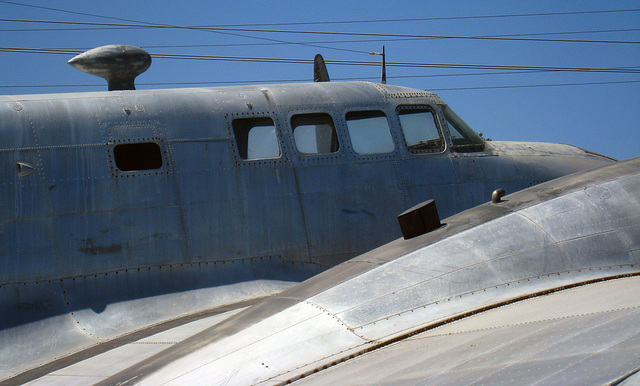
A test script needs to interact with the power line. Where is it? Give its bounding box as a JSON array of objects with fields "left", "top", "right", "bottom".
[
  {"left": 201, "top": 9, "right": 640, "bottom": 27},
  {"left": 142, "top": 53, "right": 640, "bottom": 74},
  {"left": 1, "top": 1, "right": 639, "bottom": 27},
  {"left": 1, "top": 19, "right": 639, "bottom": 45},
  {"left": 0, "top": 70, "right": 557, "bottom": 88},
  {"left": 0, "top": 47, "right": 81, "bottom": 55},
  {"left": 140, "top": 28, "right": 640, "bottom": 48},
  {"left": 0, "top": 26, "right": 132, "bottom": 32},
  {"left": 2, "top": 28, "right": 638, "bottom": 49},
  {"left": 2, "top": 79, "right": 639, "bottom": 90},
  {"left": 429, "top": 80, "right": 640, "bottom": 91},
  {"left": 2, "top": 47, "right": 639, "bottom": 74},
  {"left": 0, "top": 8, "right": 373, "bottom": 56}
]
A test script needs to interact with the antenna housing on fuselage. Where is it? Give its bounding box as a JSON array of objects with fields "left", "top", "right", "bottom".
[
  {"left": 314, "top": 54, "right": 331, "bottom": 82},
  {"left": 68, "top": 45, "right": 151, "bottom": 91}
]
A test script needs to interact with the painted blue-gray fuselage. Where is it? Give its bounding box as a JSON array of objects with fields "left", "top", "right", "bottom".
[{"left": 0, "top": 81, "right": 614, "bottom": 380}]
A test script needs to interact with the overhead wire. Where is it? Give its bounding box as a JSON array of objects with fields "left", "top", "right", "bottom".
[
  {"left": 154, "top": 53, "right": 640, "bottom": 74},
  {"left": 0, "top": 4, "right": 374, "bottom": 56},
  {"left": 139, "top": 28, "right": 640, "bottom": 49},
  {"left": 1, "top": 28, "right": 638, "bottom": 50},
  {"left": 1, "top": 1, "right": 638, "bottom": 92},
  {"left": 1, "top": 0, "right": 639, "bottom": 27},
  {"left": 1, "top": 18, "right": 639, "bottom": 45},
  {"left": 196, "top": 8, "right": 640, "bottom": 27},
  {"left": 2, "top": 46, "right": 638, "bottom": 74},
  {"left": 428, "top": 79, "right": 640, "bottom": 91},
  {"left": 2, "top": 79, "right": 639, "bottom": 91}
]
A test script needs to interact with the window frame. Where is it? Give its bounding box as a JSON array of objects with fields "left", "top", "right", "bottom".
[
  {"left": 108, "top": 139, "right": 168, "bottom": 178},
  {"left": 290, "top": 112, "right": 340, "bottom": 156},
  {"left": 441, "top": 105, "right": 485, "bottom": 153},
  {"left": 396, "top": 105, "right": 446, "bottom": 154},
  {"left": 344, "top": 110, "right": 395, "bottom": 156},
  {"left": 232, "top": 116, "right": 282, "bottom": 161}
]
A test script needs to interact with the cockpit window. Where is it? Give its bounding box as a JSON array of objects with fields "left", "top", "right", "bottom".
[
  {"left": 345, "top": 110, "right": 394, "bottom": 155},
  {"left": 442, "top": 105, "right": 485, "bottom": 152},
  {"left": 233, "top": 117, "right": 281, "bottom": 160},
  {"left": 397, "top": 106, "right": 444, "bottom": 153},
  {"left": 291, "top": 113, "right": 339, "bottom": 155}
]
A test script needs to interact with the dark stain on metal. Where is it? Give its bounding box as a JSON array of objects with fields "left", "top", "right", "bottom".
[
  {"left": 342, "top": 208, "right": 376, "bottom": 218},
  {"left": 78, "top": 238, "right": 123, "bottom": 255}
]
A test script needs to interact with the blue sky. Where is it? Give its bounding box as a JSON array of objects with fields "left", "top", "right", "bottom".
[{"left": 1, "top": 0, "right": 639, "bottom": 160}]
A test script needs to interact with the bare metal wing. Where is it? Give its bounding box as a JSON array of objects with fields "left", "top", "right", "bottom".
[{"left": 296, "top": 276, "right": 640, "bottom": 385}]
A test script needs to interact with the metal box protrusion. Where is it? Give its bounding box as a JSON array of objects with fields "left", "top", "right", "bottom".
[{"left": 397, "top": 199, "right": 442, "bottom": 240}]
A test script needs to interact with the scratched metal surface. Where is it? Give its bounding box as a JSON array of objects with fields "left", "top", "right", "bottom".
[
  {"left": 0, "top": 81, "right": 615, "bottom": 381},
  {"left": 95, "top": 158, "right": 640, "bottom": 385}
]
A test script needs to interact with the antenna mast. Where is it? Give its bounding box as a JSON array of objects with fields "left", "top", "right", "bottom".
[{"left": 369, "top": 45, "right": 387, "bottom": 84}]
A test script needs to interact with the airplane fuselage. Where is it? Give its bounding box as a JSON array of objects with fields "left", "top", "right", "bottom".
[{"left": 0, "top": 81, "right": 614, "bottom": 379}]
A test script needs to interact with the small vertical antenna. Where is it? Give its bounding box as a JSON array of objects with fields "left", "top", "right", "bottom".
[
  {"left": 381, "top": 45, "right": 387, "bottom": 84},
  {"left": 369, "top": 45, "right": 387, "bottom": 84}
]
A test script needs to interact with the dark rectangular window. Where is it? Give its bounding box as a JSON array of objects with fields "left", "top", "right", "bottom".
[{"left": 113, "top": 142, "right": 163, "bottom": 171}]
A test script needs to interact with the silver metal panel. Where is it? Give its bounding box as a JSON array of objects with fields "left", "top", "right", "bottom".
[
  {"left": 26, "top": 375, "right": 106, "bottom": 385},
  {"left": 308, "top": 172, "right": 640, "bottom": 341},
  {"left": 0, "top": 313, "right": 96, "bottom": 381},
  {"left": 296, "top": 276, "right": 640, "bottom": 385},
  {"left": 27, "top": 309, "right": 244, "bottom": 385},
  {"left": 140, "top": 302, "right": 367, "bottom": 385},
  {"left": 0, "top": 279, "right": 290, "bottom": 381}
]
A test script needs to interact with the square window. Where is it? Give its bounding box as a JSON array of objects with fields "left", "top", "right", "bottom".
[
  {"left": 233, "top": 117, "right": 281, "bottom": 160},
  {"left": 346, "top": 111, "right": 394, "bottom": 155},
  {"left": 291, "top": 113, "right": 339, "bottom": 155}
]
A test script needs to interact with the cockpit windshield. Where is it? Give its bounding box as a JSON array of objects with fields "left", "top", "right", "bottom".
[{"left": 442, "top": 105, "right": 485, "bottom": 152}]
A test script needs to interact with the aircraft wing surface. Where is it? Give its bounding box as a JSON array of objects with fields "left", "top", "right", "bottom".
[
  {"left": 21, "top": 277, "right": 640, "bottom": 385},
  {"left": 296, "top": 275, "right": 640, "bottom": 385}
]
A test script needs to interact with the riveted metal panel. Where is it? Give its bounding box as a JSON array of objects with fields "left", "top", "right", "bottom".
[{"left": 295, "top": 277, "right": 640, "bottom": 385}]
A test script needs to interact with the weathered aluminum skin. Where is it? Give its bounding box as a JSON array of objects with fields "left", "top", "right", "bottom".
[
  {"left": 296, "top": 276, "right": 640, "bottom": 385},
  {"left": 96, "top": 158, "right": 639, "bottom": 385},
  {"left": 0, "top": 81, "right": 615, "bottom": 381}
]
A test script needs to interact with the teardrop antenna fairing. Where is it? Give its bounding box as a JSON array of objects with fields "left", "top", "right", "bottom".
[
  {"left": 314, "top": 54, "right": 330, "bottom": 82},
  {"left": 68, "top": 45, "right": 152, "bottom": 91}
]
